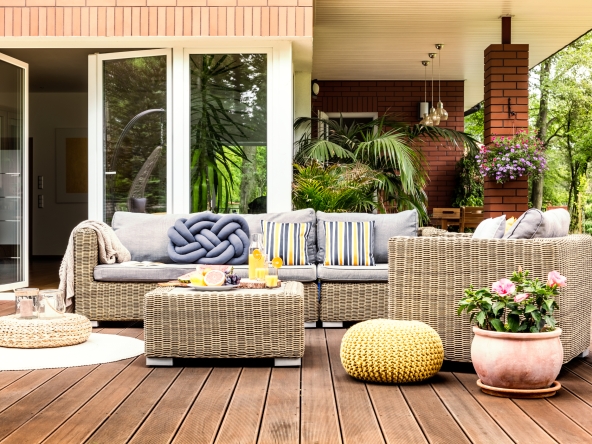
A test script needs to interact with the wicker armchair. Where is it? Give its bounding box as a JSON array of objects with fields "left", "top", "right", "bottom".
[
  {"left": 73, "top": 228, "right": 319, "bottom": 323},
  {"left": 388, "top": 232, "right": 592, "bottom": 363}
]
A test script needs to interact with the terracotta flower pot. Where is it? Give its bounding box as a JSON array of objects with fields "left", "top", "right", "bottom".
[{"left": 471, "top": 326, "right": 563, "bottom": 390}]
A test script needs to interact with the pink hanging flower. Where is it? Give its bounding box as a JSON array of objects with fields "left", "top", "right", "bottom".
[
  {"left": 492, "top": 278, "right": 516, "bottom": 296},
  {"left": 514, "top": 293, "right": 530, "bottom": 303},
  {"left": 547, "top": 271, "right": 567, "bottom": 288}
]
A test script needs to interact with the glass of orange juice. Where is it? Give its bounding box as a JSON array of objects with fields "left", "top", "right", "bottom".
[{"left": 265, "top": 266, "right": 279, "bottom": 288}]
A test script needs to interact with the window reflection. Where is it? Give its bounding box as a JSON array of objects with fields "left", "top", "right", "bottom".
[{"left": 189, "top": 54, "right": 267, "bottom": 214}]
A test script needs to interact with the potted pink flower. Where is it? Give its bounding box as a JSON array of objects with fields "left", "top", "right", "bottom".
[{"left": 458, "top": 269, "right": 566, "bottom": 396}]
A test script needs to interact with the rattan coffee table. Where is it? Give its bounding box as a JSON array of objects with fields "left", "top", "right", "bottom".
[
  {"left": 0, "top": 313, "right": 92, "bottom": 348},
  {"left": 144, "top": 281, "right": 305, "bottom": 367}
]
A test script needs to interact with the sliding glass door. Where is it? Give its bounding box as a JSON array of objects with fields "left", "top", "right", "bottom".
[{"left": 0, "top": 53, "right": 28, "bottom": 291}]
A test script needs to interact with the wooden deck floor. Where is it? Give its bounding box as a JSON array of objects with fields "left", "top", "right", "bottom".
[{"left": 2, "top": 260, "right": 592, "bottom": 443}]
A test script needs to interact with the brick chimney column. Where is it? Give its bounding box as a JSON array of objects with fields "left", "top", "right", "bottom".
[{"left": 482, "top": 43, "right": 530, "bottom": 219}]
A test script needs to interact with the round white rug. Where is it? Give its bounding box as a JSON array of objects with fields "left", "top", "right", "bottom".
[{"left": 0, "top": 333, "right": 145, "bottom": 371}]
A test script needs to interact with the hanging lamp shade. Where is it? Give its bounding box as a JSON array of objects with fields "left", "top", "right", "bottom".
[
  {"left": 420, "top": 60, "right": 430, "bottom": 125},
  {"left": 435, "top": 44, "right": 448, "bottom": 122}
]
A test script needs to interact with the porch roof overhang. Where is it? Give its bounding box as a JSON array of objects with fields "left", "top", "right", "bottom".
[{"left": 312, "top": 0, "right": 592, "bottom": 110}]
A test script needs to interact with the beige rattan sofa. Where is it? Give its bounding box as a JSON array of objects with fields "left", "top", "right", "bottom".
[
  {"left": 388, "top": 230, "right": 592, "bottom": 363},
  {"left": 72, "top": 228, "right": 319, "bottom": 324}
]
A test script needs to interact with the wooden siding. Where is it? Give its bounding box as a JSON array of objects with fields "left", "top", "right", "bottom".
[{"left": 0, "top": 1, "right": 313, "bottom": 36}]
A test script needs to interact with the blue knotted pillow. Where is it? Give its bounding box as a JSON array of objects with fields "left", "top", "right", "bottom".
[{"left": 167, "top": 213, "right": 250, "bottom": 265}]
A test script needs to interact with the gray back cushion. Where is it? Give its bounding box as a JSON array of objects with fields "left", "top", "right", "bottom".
[
  {"left": 112, "top": 212, "right": 194, "bottom": 263},
  {"left": 316, "top": 209, "right": 418, "bottom": 263},
  {"left": 504, "top": 208, "right": 570, "bottom": 239},
  {"left": 241, "top": 208, "right": 317, "bottom": 263}
]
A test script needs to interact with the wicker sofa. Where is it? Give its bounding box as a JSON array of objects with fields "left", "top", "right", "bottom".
[
  {"left": 72, "top": 209, "right": 419, "bottom": 326},
  {"left": 387, "top": 229, "right": 592, "bottom": 363}
]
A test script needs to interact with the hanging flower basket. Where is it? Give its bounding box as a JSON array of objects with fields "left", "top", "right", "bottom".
[{"left": 476, "top": 130, "right": 547, "bottom": 184}]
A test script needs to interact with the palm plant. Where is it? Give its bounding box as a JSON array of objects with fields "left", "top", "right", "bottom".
[
  {"left": 292, "top": 162, "right": 378, "bottom": 213},
  {"left": 293, "top": 114, "right": 480, "bottom": 221}
]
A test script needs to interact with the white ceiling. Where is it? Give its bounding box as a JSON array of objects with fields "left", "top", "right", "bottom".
[{"left": 312, "top": 0, "right": 592, "bottom": 109}]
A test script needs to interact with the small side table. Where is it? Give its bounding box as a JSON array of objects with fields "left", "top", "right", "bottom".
[
  {"left": 144, "top": 281, "right": 305, "bottom": 367},
  {"left": 0, "top": 314, "right": 92, "bottom": 348}
]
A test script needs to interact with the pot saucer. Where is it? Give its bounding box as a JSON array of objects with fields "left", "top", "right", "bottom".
[{"left": 476, "top": 379, "right": 561, "bottom": 398}]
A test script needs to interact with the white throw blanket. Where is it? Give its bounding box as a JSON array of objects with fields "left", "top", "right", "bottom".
[{"left": 59, "top": 220, "right": 131, "bottom": 307}]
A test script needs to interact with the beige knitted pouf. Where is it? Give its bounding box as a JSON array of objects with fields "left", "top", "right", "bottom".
[
  {"left": 0, "top": 314, "right": 92, "bottom": 349},
  {"left": 340, "top": 319, "right": 444, "bottom": 383}
]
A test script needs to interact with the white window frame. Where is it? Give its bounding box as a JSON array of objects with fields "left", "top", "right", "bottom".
[
  {"left": 0, "top": 52, "right": 29, "bottom": 291},
  {"left": 88, "top": 49, "right": 172, "bottom": 220}
]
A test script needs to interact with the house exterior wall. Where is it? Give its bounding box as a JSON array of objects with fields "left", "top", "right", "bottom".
[
  {"left": 0, "top": 0, "right": 313, "bottom": 37},
  {"left": 311, "top": 80, "right": 465, "bottom": 211}
]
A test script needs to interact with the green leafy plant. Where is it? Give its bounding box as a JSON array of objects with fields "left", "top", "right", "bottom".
[
  {"left": 294, "top": 114, "right": 479, "bottom": 221},
  {"left": 458, "top": 269, "right": 564, "bottom": 333},
  {"left": 452, "top": 153, "right": 483, "bottom": 207},
  {"left": 292, "top": 162, "right": 378, "bottom": 213}
]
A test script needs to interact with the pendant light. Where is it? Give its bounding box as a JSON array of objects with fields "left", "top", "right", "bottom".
[
  {"left": 435, "top": 44, "right": 449, "bottom": 121},
  {"left": 428, "top": 53, "right": 440, "bottom": 126},
  {"left": 420, "top": 60, "right": 433, "bottom": 126}
]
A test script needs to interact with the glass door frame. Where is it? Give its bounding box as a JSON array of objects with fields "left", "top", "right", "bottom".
[
  {"left": 0, "top": 52, "right": 29, "bottom": 292},
  {"left": 88, "top": 49, "right": 173, "bottom": 221}
]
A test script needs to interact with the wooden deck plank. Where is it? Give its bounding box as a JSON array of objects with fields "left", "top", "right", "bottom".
[
  {"left": 325, "top": 328, "right": 385, "bottom": 444},
  {"left": 0, "top": 371, "right": 29, "bottom": 391},
  {"left": 432, "top": 373, "right": 513, "bottom": 443},
  {"left": 172, "top": 367, "right": 241, "bottom": 444},
  {"left": 258, "top": 367, "right": 301, "bottom": 444},
  {"left": 565, "top": 359, "right": 592, "bottom": 384},
  {"left": 43, "top": 356, "right": 152, "bottom": 444},
  {"left": 129, "top": 367, "right": 211, "bottom": 444},
  {"left": 513, "top": 397, "right": 592, "bottom": 442},
  {"left": 1, "top": 359, "right": 133, "bottom": 444},
  {"left": 0, "top": 365, "right": 95, "bottom": 441},
  {"left": 558, "top": 368, "right": 592, "bottom": 407},
  {"left": 366, "top": 384, "right": 427, "bottom": 444},
  {"left": 0, "top": 369, "right": 63, "bottom": 414},
  {"left": 546, "top": 377, "right": 592, "bottom": 433},
  {"left": 301, "top": 328, "right": 341, "bottom": 444},
  {"left": 214, "top": 367, "right": 270, "bottom": 444},
  {"left": 87, "top": 366, "right": 182, "bottom": 443},
  {"left": 454, "top": 372, "right": 556, "bottom": 444},
  {"left": 400, "top": 383, "right": 470, "bottom": 444}
]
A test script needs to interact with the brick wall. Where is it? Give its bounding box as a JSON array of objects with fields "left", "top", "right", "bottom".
[
  {"left": 0, "top": 0, "right": 313, "bottom": 36},
  {"left": 311, "top": 80, "right": 465, "bottom": 210}
]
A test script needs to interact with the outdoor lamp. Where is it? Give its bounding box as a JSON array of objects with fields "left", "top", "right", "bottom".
[
  {"left": 311, "top": 79, "right": 320, "bottom": 97},
  {"left": 435, "top": 44, "right": 449, "bottom": 121},
  {"left": 428, "top": 53, "right": 440, "bottom": 126}
]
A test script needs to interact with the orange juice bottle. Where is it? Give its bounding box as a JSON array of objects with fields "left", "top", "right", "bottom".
[{"left": 248, "top": 233, "right": 265, "bottom": 280}]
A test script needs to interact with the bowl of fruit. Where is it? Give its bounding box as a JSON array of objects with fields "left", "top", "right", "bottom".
[{"left": 184, "top": 267, "right": 241, "bottom": 291}]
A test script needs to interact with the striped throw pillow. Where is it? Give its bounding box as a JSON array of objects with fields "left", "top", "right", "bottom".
[
  {"left": 261, "top": 221, "right": 312, "bottom": 266},
  {"left": 323, "top": 220, "right": 375, "bottom": 266}
]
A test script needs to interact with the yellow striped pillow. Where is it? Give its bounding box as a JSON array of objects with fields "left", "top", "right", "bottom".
[
  {"left": 261, "top": 221, "right": 312, "bottom": 266},
  {"left": 324, "top": 220, "right": 375, "bottom": 266}
]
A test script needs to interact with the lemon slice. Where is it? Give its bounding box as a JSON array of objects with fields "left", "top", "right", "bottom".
[
  {"left": 252, "top": 249, "right": 263, "bottom": 260},
  {"left": 272, "top": 257, "right": 283, "bottom": 269}
]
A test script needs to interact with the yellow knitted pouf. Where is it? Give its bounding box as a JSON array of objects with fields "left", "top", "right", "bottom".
[{"left": 340, "top": 319, "right": 444, "bottom": 383}]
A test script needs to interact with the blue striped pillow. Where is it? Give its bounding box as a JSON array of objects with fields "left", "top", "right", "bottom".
[
  {"left": 323, "top": 220, "right": 375, "bottom": 266},
  {"left": 261, "top": 221, "right": 312, "bottom": 266}
]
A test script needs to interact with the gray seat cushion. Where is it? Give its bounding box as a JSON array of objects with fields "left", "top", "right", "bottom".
[
  {"left": 316, "top": 209, "right": 418, "bottom": 263},
  {"left": 241, "top": 208, "right": 317, "bottom": 263},
  {"left": 232, "top": 265, "right": 317, "bottom": 282},
  {"left": 317, "top": 264, "right": 388, "bottom": 282},
  {"left": 94, "top": 263, "right": 317, "bottom": 283},
  {"left": 94, "top": 263, "right": 196, "bottom": 282}
]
